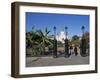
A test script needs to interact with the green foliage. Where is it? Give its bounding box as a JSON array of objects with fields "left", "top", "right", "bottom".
[
  {"left": 82, "top": 32, "right": 89, "bottom": 48},
  {"left": 72, "top": 35, "right": 80, "bottom": 41},
  {"left": 80, "top": 32, "right": 89, "bottom": 57},
  {"left": 71, "top": 35, "right": 80, "bottom": 47},
  {"left": 26, "top": 27, "right": 53, "bottom": 56}
]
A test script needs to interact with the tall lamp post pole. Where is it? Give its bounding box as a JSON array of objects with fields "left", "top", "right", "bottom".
[
  {"left": 81, "top": 26, "right": 86, "bottom": 57},
  {"left": 65, "top": 26, "right": 69, "bottom": 57},
  {"left": 53, "top": 26, "right": 57, "bottom": 58},
  {"left": 65, "top": 26, "right": 68, "bottom": 38},
  {"left": 81, "top": 26, "right": 85, "bottom": 37},
  {"left": 53, "top": 26, "right": 56, "bottom": 39}
]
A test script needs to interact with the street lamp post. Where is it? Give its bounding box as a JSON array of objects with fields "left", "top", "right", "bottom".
[
  {"left": 65, "top": 26, "right": 68, "bottom": 38},
  {"left": 65, "top": 26, "right": 69, "bottom": 57},
  {"left": 53, "top": 26, "right": 57, "bottom": 58},
  {"left": 53, "top": 26, "right": 56, "bottom": 39},
  {"left": 80, "top": 26, "right": 87, "bottom": 57},
  {"left": 81, "top": 26, "right": 85, "bottom": 37}
]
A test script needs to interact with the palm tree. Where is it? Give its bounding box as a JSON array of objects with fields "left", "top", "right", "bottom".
[
  {"left": 37, "top": 27, "right": 52, "bottom": 55},
  {"left": 26, "top": 27, "right": 42, "bottom": 56},
  {"left": 26, "top": 32, "right": 33, "bottom": 48},
  {"left": 26, "top": 28, "right": 38, "bottom": 48}
]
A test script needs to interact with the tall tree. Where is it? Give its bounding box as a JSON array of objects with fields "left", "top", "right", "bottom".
[
  {"left": 71, "top": 35, "right": 80, "bottom": 47},
  {"left": 72, "top": 35, "right": 80, "bottom": 41},
  {"left": 37, "top": 27, "right": 52, "bottom": 55},
  {"left": 82, "top": 32, "right": 89, "bottom": 48}
]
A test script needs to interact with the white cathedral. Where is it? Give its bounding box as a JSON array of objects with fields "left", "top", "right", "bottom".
[{"left": 56, "top": 31, "right": 66, "bottom": 43}]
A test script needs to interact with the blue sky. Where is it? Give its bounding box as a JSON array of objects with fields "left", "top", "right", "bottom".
[{"left": 26, "top": 12, "right": 89, "bottom": 37}]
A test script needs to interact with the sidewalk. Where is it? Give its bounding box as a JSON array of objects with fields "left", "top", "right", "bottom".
[{"left": 26, "top": 54, "right": 89, "bottom": 67}]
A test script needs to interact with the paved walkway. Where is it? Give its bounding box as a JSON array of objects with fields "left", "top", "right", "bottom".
[{"left": 26, "top": 54, "right": 89, "bottom": 67}]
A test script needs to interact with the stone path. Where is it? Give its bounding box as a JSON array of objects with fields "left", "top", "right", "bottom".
[{"left": 26, "top": 53, "right": 89, "bottom": 67}]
